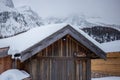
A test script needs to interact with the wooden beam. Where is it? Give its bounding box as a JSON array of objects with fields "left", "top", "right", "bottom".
[{"left": 86, "top": 59, "right": 91, "bottom": 80}]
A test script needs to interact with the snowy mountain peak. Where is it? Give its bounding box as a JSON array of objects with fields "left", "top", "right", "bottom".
[
  {"left": 0, "top": 2, "right": 43, "bottom": 38},
  {"left": 0, "top": 0, "right": 14, "bottom": 8}
]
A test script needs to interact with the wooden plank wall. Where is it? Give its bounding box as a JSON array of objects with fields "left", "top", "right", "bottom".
[
  {"left": 91, "top": 52, "right": 120, "bottom": 76},
  {"left": 22, "top": 58, "right": 88, "bottom": 80},
  {"left": 20, "top": 35, "right": 90, "bottom": 80},
  {"left": 0, "top": 56, "right": 12, "bottom": 73}
]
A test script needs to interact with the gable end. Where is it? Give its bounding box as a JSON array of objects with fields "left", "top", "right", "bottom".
[{"left": 20, "top": 25, "right": 106, "bottom": 62}]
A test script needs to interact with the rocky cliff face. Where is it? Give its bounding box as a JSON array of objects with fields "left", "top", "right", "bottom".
[
  {"left": 0, "top": 0, "right": 14, "bottom": 8},
  {"left": 0, "top": 2, "right": 43, "bottom": 38}
]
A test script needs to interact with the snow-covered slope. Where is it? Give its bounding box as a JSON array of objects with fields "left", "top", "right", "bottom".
[
  {"left": 82, "top": 26, "right": 120, "bottom": 43},
  {"left": 0, "top": 1, "right": 43, "bottom": 38},
  {"left": 0, "top": 0, "right": 14, "bottom": 8}
]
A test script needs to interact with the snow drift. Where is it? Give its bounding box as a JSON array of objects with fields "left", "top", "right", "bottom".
[
  {"left": 92, "top": 77, "right": 120, "bottom": 80},
  {"left": 0, "top": 69, "right": 30, "bottom": 80}
]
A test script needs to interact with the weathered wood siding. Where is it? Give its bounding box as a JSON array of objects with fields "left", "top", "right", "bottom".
[
  {"left": 92, "top": 52, "right": 120, "bottom": 76},
  {"left": 0, "top": 56, "right": 12, "bottom": 73},
  {"left": 20, "top": 35, "right": 91, "bottom": 80}
]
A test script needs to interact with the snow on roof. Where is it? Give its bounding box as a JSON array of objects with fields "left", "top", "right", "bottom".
[
  {"left": 0, "top": 69, "right": 30, "bottom": 80},
  {"left": 0, "top": 23, "right": 103, "bottom": 57},
  {"left": 101, "top": 40, "right": 120, "bottom": 53},
  {"left": 0, "top": 23, "right": 68, "bottom": 55},
  {"left": 0, "top": 23, "right": 119, "bottom": 57}
]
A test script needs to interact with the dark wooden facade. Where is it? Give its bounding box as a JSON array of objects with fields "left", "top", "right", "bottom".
[{"left": 19, "top": 35, "right": 97, "bottom": 80}]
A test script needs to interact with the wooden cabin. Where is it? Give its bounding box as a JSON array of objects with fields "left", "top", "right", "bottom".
[{"left": 0, "top": 24, "right": 106, "bottom": 80}]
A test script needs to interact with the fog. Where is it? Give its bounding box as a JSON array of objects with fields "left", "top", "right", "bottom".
[{"left": 13, "top": 0, "right": 120, "bottom": 24}]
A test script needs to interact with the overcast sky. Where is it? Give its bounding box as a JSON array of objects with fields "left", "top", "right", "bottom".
[{"left": 12, "top": 0, "right": 120, "bottom": 24}]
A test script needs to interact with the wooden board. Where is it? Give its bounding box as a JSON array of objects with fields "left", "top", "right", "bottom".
[
  {"left": 92, "top": 52, "right": 120, "bottom": 76},
  {"left": 0, "top": 56, "right": 12, "bottom": 73}
]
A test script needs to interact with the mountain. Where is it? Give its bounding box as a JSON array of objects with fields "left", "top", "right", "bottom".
[
  {"left": 0, "top": 2, "right": 43, "bottom": 38},
  {"left": 43, "top": 16, "right": 120, "bottom": 43},
  {"left": 82, "top": 26, "right": 120, "bottom": 43},
  {"left": 0, "top": 0, "right": 120, "bottom": 43}
]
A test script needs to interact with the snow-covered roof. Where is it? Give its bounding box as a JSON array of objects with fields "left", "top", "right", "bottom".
[
  {"left": 0, "top": 24, "right": 67, "bottom": 55},
  {"left": 0, "top": 69, "right": 30, "bottom": 80},
  {"left": 101, "top": 40, "right": 120, "bottom": 53},
  {"left": 0, "top": 23, "right": 107, "bottom": 61},
  {"left": 0, "top": 23, "right": 102, "bottom": 54}
]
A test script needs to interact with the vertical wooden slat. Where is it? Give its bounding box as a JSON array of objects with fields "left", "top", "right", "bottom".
[
  {"left": 52, "top": 44, "right": 54, "bottom": 56},
  {"left": 41, "top": 59, "right": 44, "bottom": 80},
  {"left": 49, "top": 59, "right": 52, "bottom": 80},
  {"left": 60, "top": 39, "right": 62, "bottom": 56},
  {"left": 83, "top": 60, "right": 87, "bottom": 80},
  {"left": 51, "top": 59, "right": 54, "bottom": 80},
  {"left": 87, "top": 59, "right": 91, "bottom": 80},
  {"left": 67, "top": 37, "right": 70, "bottom": 56},
  {"left": 29, "top": 58, "right": 33, "bottom": 79},
  {"left": 62, "top": 37, "right": 66, "bottom": 56},
  {"left": 65, "top": 59, "right": 67, "bottom": 80},
  {"left": 70, "top": 37, "right": 72, "bottom": 56},
  {"left": 37, "top": 59, "right": 40, "bottom": 80},
  {"left": 47, "top": 59, "right": 49, "bottom": 80},
  {"left": 66, "top": 36, "right": 68, "bottom": 57},
  {"left": 45, "top": 48, "right": 48, "bottom": 56},
  {"left": 80, "top": 60, "right": 83, "bottom": 80},
  {"left": 76, "top": 61, "right": 79, "bottom": 80}
]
